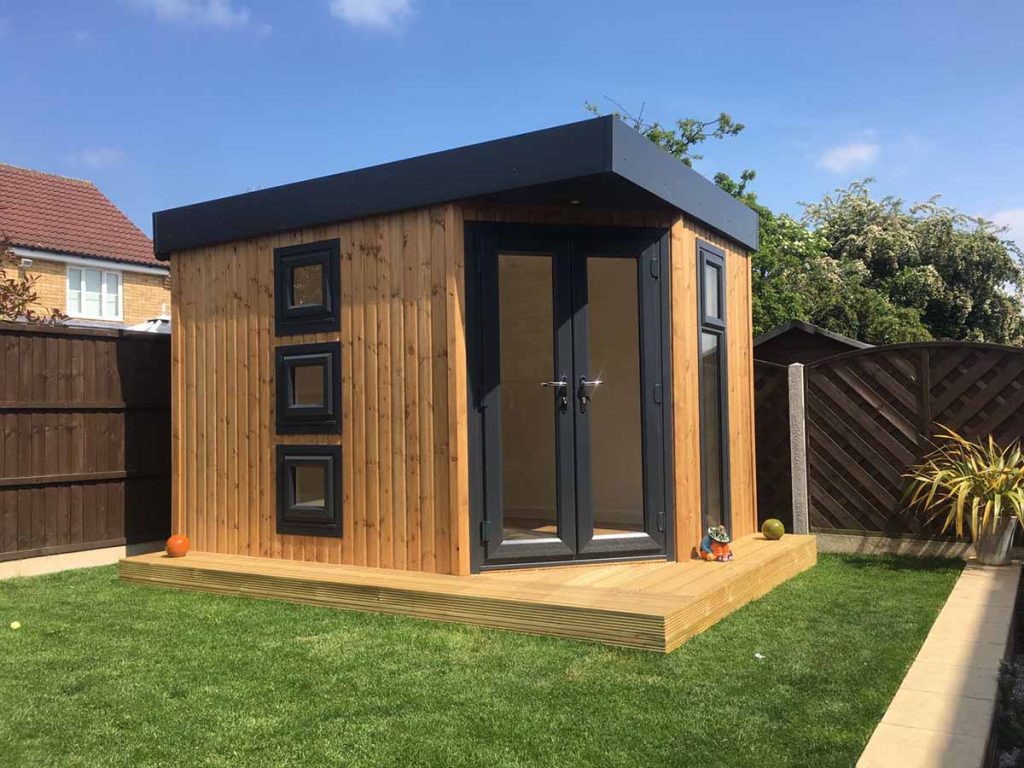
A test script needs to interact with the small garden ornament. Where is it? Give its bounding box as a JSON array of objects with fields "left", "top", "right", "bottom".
[{"left": 698, "top": 525, "right": 734, "bottom": 561}]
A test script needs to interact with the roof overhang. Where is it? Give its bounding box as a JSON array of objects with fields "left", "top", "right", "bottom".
[{"left": 152, "top": 116, "right": 759, "bottom": 260}]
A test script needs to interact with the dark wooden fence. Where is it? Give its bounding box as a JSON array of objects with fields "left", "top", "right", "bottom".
[
  {"left": 756, "top": 342, "right": 1024, "bottom": 536},
  {"left": 0, "top": 322, "right": 170, "bottom": 562}
]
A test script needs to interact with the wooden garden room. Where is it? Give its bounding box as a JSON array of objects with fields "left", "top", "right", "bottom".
[{"left": 120, "top": 116, "right": 816, "bottom": 650}]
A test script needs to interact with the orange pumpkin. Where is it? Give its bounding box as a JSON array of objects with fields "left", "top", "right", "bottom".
[{"left": 166, "top": 534, "right": 190, "bottom": 558}]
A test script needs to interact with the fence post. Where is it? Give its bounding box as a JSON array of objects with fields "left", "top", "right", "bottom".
[{"left": 788, "top": 363, "right": 810, "bottom": 534}]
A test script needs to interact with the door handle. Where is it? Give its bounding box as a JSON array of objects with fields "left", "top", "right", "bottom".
[
  {"left": 541, "top": 377, "right": 569, "bottom": 413},
  {"left": 577, "top": 377, "right": 603, "bottom": 413}
]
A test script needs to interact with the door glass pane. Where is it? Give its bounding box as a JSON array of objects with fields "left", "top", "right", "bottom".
[
  {"left": 704, "top": 263, "right": 721, "bottom": 319},
  {"left": 587, "top": 256, "right": 644, "bottom": 536},
  {"left": 291, "top": 263, "right": 323, "bottom": 307},
  {"left": 293, "top": 464, "right": 326, "bottom": 507},
  {"left": 82, "top": 269, "right": 102, "bottom": 316},
  {"left": 498, "top": 253, "right": 558, "bottom": 541},
  {"left": 700, "top": 332, "right": 725, "bottom": 527},
  {"left": 292, "top": 363, "right": 325, "bottom": 406}
]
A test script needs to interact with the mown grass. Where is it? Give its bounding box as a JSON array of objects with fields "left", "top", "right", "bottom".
[{"left": 0, "top": 554, "right": 961, "bottom": 767}]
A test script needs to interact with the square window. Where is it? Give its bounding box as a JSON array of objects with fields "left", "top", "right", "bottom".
[
  {"left": 292, "top": 364, "right": 325, "bottom": 406},
  {"left": 293, "top": 464, "right": 326, "bottom": 507},
  {"left": 274, "top": 239, "right": 340, "bottom": 336},
  {"left": 290, "top": 263, "right": 324, "bottom": 307},
  {"left": 276, "top": 445, "right": 342, "bottom": 537},
  {"left": 66, "top": 266, "right": 123, "bottom": 320},
  {"left": 275, "top": 342, "right": 341, "bottom": 434}
]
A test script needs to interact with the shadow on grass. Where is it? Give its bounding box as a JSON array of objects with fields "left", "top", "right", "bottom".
[{"left": 829, "top": 552, "right": 965, "bottom": 574}]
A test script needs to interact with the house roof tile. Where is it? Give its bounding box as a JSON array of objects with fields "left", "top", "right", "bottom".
[{"left": 0, "top": 163, "right": 158, "bottom": 266}]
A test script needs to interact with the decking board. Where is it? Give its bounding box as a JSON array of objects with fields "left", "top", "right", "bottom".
[{"left": 119, "top": 534, "right": 816, "bottom": 652}]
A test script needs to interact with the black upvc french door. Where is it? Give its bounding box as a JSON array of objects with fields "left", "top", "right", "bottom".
[{"left": 466, "top": 224, "right": 672, "bottom": 569}]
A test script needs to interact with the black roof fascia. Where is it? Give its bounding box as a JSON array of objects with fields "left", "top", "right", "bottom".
[
  {"left": 153, "top": 116, "right": 758, "bottom": 259},
  {"left": 609, "top": 118, "right": 758, "bottom": 251}
]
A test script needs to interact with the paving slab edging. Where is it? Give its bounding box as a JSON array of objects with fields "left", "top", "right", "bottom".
[
  {"left": 858, "top": 561, "right": 1021, "bottom": 768},
  {"left": 0, "top": 541, "right": 164, "bottom": 579}
]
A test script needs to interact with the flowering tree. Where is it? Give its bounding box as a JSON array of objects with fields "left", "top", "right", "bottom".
[{"left": 0, "top": 236, "right": 66, "bottom": 324}]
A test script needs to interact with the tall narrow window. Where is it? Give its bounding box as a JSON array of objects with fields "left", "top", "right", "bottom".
[{"left": 698, "top": 242, "right": 729, "bottom": 529}]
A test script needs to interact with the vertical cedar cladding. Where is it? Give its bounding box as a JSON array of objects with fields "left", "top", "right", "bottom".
[{"left": 170, "top": 206, "right": 470, "bottom": 574}]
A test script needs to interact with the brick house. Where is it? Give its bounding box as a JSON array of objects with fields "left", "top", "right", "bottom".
[{"left": 0, "top": 163, "right": 169, "bottom": 327}]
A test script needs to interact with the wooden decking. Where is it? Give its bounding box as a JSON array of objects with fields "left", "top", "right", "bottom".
[{"left": 118, "top": 534, "right": 817, "bottom": 652}]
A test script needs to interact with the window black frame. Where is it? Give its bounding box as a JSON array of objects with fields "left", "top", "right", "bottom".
[
  {"left": 700, "top": 257, "right": 726, "bottom": 328},
  {"left": 274, "top": 239, "right": 341, "bottom": 336},
  {"left": 697, "top": 240, "right": 731, "bottom": 531},
  {"left": 275, "top": 342, "right": 341, "bottom": 434},
  {"left": 276, "top": 445, "right": 342, "bottom": 537}
]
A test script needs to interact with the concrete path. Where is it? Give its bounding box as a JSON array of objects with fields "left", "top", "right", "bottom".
[
  {"left": 858, "top": 561, "right": 1020, "bottom": 768},
  {"left": 0, "top": 541, "right": 163, "bottom": 579}
]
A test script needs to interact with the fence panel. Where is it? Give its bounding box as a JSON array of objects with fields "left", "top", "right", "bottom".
[
  {"left": 0, "top": 322, "right": 170, "bottom": 562},
  {"left": 802, "top": 342, "right": 1024, "bottom": 536}
]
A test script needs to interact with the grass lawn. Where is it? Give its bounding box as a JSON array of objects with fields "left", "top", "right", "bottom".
[{"left": 0, "top": 554, "right": 960, "bottom": 768}]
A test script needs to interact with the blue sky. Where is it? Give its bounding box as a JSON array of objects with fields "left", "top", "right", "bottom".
[{"left": 3, "top": 0, "right": 1023, "bottom": 245}]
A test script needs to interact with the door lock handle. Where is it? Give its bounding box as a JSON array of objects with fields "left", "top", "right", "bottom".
[
  {"left": 577, "top": 377, "right": 603, "bottom": 413},
  {"left": 541, "top": 377, "right": 569, "bottom": 413}
]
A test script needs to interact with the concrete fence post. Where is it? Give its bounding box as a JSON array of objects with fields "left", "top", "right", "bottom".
[{"left": 788, "top": 363, "right": 810, "bottom": 535}]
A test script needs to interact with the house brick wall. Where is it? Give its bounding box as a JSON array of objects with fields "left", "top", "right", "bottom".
[{"left": 22, "top": 257, "right": 171, "bottom": 326}]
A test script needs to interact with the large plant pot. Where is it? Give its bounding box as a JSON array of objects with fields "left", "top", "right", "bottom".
[{"left": 974, "top": 516, "right": 1018, "bottom": 566}]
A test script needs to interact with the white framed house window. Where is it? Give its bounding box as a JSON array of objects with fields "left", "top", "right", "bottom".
[{"left": 67, "top": 266, "right": 122, "bottom": 321}]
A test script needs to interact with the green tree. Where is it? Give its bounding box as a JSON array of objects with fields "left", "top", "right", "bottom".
[{"left": 803, "top": 182, "right": 1024, "bottom": 344}]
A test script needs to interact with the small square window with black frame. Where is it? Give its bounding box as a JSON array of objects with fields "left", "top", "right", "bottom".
[
  {"left": 274, "top": 239, "right": 341, "bottom": 336},
  {"left": 275, "top": 342, "right": 341, "bottom": 434},
  {"left": 276, "top": 445, "right": 342, "bottom": 537}
]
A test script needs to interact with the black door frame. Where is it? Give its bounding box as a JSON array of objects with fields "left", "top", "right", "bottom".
[{"left": 465, "top": 222, "right": 675, "bottom": 572}]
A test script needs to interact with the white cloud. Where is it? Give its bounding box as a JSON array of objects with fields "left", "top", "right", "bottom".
[
  {"left": 329, "top": 0, "right": 411, "bottom": 30},
  {"left": 991, "top": 208, "right": 1024, "bottom": 248},
  {"left": 70, "top": 148, "right": 127, "bottom": 170},
  {"left": 817, "top": 142, "right": 881, "bottom": 174},
  {"left": 130, "top": 0, "right": 254, "bottom": 29}
]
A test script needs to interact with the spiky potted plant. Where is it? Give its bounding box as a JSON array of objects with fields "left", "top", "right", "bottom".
[{"left": 905, "top": 426, "right": 1024, "bottom": 566}]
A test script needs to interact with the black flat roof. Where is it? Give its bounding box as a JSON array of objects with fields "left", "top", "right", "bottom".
[{"left": 152, "top": 116, "right": 759, "bottom": 259}]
